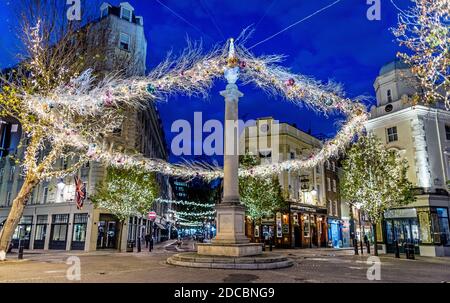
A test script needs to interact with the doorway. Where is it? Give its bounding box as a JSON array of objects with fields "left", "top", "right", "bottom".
[{"left": 97, "top": 214, "right": 119, "bottom": 249}]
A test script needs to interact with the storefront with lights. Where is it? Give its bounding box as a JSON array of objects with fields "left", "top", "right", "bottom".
[{"left": 246, "top": 203, "right": 328, "bottom": 249}]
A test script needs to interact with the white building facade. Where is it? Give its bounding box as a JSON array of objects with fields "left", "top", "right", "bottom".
[{"left": 365, "top": 61, "right": 450, "bottom": 256}]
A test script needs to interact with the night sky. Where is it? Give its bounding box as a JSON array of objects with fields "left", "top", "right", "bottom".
[{"left": 0, "top": 0, "right": 409, "bottom": 164}]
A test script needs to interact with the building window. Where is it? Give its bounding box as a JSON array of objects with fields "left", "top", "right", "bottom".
[
  {"left": 120, "top": 7, "right": 132, "bottom": 21},
  {"left": 387, "top": 89, "right": 392, "bottom": 103},
  {"left": 290, "top": 152, "right": 295, "bottom": 159},
  {"left": 327, "top": 177, "right": 331, "bottom": 191},
  {"left": 387, "top": 126, "right": 398, "bottom": 143},
  {"left": 9, "top": 166, "right": 15, "bottom": 181},
  {"left": 332, "top": 179, "right": 337, "bottom": 192},
  {"left": 6, "top": 192, "right": 11, "bottom": 206},
  {"left": 433, "top": 208, "right": 450, "bottom": 245},
  {"left": 34, "top": 215, "right": 48, "bottom": 249},
  {"left": 445, "top": 125, "right": 450, "bottom": 140},
  {"left": 72, "top": 213, "right": 88, "bottom": 246},
  {"left": 119, "top": 33, "right": 130, "bottom": 51},
  {"left": 42, "top": 187, "right": 49, "bottom": 204},
  {"left": 50, "top": 214, "right": 69, "bottom": 249},
  {"left": 331, "top": 161, "right": 336, "bottom": 172},
  {"left": 101, "top": 7, "right": 108, "bottom": 18},
  {"left": 326, "top": 160, "right": 330, "bottom": 170},
  {"left": 0, "top": 167, "right": 4, "bottom": 182}
]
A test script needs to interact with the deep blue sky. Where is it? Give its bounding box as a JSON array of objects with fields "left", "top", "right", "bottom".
[{"left": 0, "top": 0, "right": 409, "bottom": 164}]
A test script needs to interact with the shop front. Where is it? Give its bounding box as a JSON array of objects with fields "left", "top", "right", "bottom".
[
  {"left": 12, "top": 216, "right": 33, "bottom": 249},
  {"left": 97, "top": 214, "right": 120, "bottom": 249},
  {"left": 327, "top": 218, "right": 343, "bottom": 248},
  {"left": 382, "top": 207, "right": 450, "bottom": 256},
  {"left": 49, "top": 214, "right": 69, "bottom": 250},
  {"left": 33, "top": 215, "right": 48, "bottom": 249},
  {"left": 71, "top": 213, "right": 88, "bottom": 250},
  {"left": 290, "top": 204, "right": 327, "bottom": 248}
]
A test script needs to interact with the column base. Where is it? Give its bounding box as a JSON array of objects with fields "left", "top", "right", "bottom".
[{"left": 197, "top": 242, "right": 263, "bottom": 257}]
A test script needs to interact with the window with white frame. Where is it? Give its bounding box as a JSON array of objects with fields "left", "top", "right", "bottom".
[
  {"left": 290, "top": 151, "right": 295, "bottom": 159},
  {"left": 331, "top": 161, "right": 336, "bottom": 172},
  {"left": 119, "top": 33, "right": 130, "bottom": 51},
  {"left": 328, "top": 200, "right": 333, "bottom": 215},
  {"left": 386, "top": 126, "right": 398, "bottom": 143},
  {"left": 332, "top": 179, "right": 337, "bottom": 192},
  {"left": 327, "top": 177, "right": 331, "bottom": 191},
  {"left": 101, "top": 7, "right": 108, "bottom": 18},
  {"left": 43, "top": 187, "right": 49, "bottom": 204},
  {"left": 387, "top": 89, "right": 392, "bottom": 103},
  {"left": 445, "top": 125, "right": 450, "bottom": 140},
  {"left": 120, "top": 7, "right": 132, "bottom": 21},
  {"left": 334, "top": 201, "right": 339, "bottom": 216},
  {"left": 326, "top": 160, "right": 330, "bottom": 170}
]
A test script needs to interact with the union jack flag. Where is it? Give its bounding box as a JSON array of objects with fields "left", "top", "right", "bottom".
[{"left": 74, "top": 176, "right": 86, "bottom": 210}]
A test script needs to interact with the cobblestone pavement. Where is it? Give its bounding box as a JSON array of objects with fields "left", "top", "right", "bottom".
[{"left": 1, "top": 241, "right": 449, "bottom": 283}]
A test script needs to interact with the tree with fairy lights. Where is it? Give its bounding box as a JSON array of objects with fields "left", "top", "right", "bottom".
[
  {"left": 239, "top": 153, "right": 287, "bottom": 222},
  {"left": 91, "top": 167, "right": 159, "bottom": 222},
  {"left": 340, "top": 134, "right": 415, "bottom": 256},
  {"left": 392, "top": 0, "right": 450, "bottom": 108}
]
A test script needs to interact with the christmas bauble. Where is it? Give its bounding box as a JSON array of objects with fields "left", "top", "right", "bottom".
[
  {"left": 147, "top": 84, "right": 155, "bottom": 94},
  {"left": 239, "top": 61, "right": 247, "bottom": 68},
  {"left": 287, "top": 78, "right": 295, "bottom": 86},
  {"left": 325, "top": 99, "right": 333, "bottom": 106}
]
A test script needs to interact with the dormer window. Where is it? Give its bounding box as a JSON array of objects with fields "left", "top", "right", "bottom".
[
  {"left": 101, "top": 7, "right": 108, "bottom": 18},
  {"left": 119, "top": 32, "right": 130, "bottom": 51},
  {"left": 387, "top": 89, "right": 392, "bottom": 103},
  {"left": 120, "top": 7, "right": 132, "bottom": 22}
]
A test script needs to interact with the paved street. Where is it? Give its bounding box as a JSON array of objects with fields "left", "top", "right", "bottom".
[{"left": 1, "top": 240, "right": 449, "bottom": 283}]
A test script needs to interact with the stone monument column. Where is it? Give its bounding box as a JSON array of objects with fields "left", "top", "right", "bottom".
[{"left": 197, "top": 38, "right": 262, "bottom": 257}]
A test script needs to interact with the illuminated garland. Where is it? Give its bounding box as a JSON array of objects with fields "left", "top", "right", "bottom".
[
  {"left": 155, "top": 198, "right": 215, "bottom": 208},
  {"left": 168, "top": 209, "right": 216, "bottom": 217},
  {"left": 19, "top": 23, "right": 369, "bottom": 179}
]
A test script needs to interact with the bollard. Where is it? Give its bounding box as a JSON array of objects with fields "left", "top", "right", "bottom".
[
  {"left": 269, "top": 239, "right": 273, "bottom": 251},
  {"left": 137, "top": 238, "right": 141, "bottom": 253},
  {"left": 18, "top": 245, "right": 24, "bottom": 260},
  {"left": 366, "top": 241, "right": 371, "bottom": 254},
  {"left": 394, "top": 240, "right": 400, "bottom": 258},
  {"left": 353, "top": 238, "right": 359, "bottom": 255}
]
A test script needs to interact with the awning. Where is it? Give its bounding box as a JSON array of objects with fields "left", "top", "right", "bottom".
[{"left": 154, "top": 223, "right": 166, "bottom": 230}]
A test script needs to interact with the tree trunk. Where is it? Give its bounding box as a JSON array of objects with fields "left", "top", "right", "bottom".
[
  {"left": 0, "top": 175, "right": 38, "bottom": 261},
  {"left": 373, "top": 223, "right": 378, "bottom": 256}
]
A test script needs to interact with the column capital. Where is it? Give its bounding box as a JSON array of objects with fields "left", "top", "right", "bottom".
[{"left": 220, "top": 83, "right": 244, "bottom": 101}]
